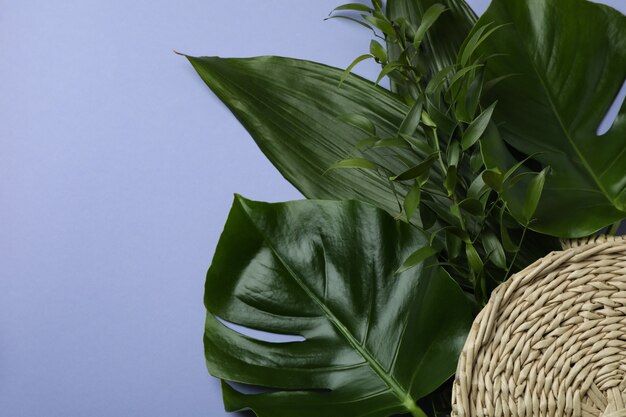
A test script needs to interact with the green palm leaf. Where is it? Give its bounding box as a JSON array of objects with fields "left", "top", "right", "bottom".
[{"left": 186, "top": 55, "right": 427, "bottom": 217}]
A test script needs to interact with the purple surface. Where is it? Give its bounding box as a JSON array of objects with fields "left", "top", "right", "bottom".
[{"left": 0, "top": 1, "right": 624, "bottom": 416}]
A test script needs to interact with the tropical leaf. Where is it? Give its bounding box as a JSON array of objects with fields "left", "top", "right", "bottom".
[
  {"left": 186, "top": 54, "right": 559, "bottom": 279},
  {"left": 186, "top": 55, "right": 431, "bottom": 219},
  {"left": 386, "top": 0, "right": 477, "bottom": 93},
  {"left": 476, "top": 0, "right": 626, "bottom": 237},
  {"left": 205, "top": 196, "right": 472, "bottom": 417}
]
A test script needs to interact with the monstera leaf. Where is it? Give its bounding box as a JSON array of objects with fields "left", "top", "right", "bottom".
[
  {"left": 476, "top": 0, "right": 626, "bottom": 237},
  {"left": 186, "top": 55, "right": 425, "bottom": 218},
  {"left": 386, "top": 0, "right": 477, "bottom": 87},
  {"left": 204, "top": 196, "right": 472, "bottom": 417}
]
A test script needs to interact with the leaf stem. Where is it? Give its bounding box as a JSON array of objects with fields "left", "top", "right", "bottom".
[
  {"left": 504, "top": 224, "right": 528, "bottom": 280},
  {"left": 431, "top": 128, "right": 448, "bottom": 176},
  {"left": 385, "top": 170, "right": 404, "bottom": 216},
  {"left": 404, "top": 398, "right": 428, "bottom": 417}
]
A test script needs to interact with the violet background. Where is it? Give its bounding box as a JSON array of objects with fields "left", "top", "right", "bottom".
[{"left": 1, "top": 0, "right": 625, "bottom": 416}]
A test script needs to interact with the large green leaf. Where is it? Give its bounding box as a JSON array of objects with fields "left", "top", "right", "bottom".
[
  {"left": 186, "top": 55, "right": 423, "bottom": 217},
  {"left": 205, "top": 196, "right": 472, "bottom": 417},
  {"left": 187, "top": 54, "right": 559, "bottom": 278},
  {"left": 476, "top": 0, "right": 626, "bottom": 237},
  {"left": 386, "top": 0, "right": 477, "bottom": 91}
]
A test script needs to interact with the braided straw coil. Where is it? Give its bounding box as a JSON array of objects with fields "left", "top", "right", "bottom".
[{"left": 452, "top": 235, "right": 626, "bottom": 417}]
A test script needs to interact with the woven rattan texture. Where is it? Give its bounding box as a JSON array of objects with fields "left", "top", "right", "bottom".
[{"left": 452, "top": 235, "right": 626, "bottom": 417}]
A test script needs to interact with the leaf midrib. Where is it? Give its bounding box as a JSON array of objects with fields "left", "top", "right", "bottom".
[
  {"left": 505, "top": 11, "right": 617, "bottom": 206},
  {"left": 238, "top": 200, "right": 415, "bottom": 411}
]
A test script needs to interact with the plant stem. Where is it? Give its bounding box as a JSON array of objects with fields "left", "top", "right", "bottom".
[
  {"left": 504, "top": 225, "right": 528, "bottom": 280},
  {"left": 431, "top": 129, "right": 448, "bottom": 175},
  {"left": 404, "top": 398, "right": 428, "bottom": 417},
  {"left": 386, "top": 173, "right": 404, "bottom": 216}
]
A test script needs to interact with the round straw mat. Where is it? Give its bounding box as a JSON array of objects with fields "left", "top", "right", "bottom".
[{"left": 452, "top": 235, "right": 626, "bottom": 417}]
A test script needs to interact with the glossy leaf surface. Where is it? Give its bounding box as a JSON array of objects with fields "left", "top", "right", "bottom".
[
  {"left": 205, "top": 196, "right": 472, "bottom": 417},
  {"left": 187, "top": 55, "right": 421, "bottom": 219},
  {"left": 186, "top": 54, "right": 558, "bottom": 283},
  {"left": 477, "top": 0, "right": 626, "bottom": 237}
]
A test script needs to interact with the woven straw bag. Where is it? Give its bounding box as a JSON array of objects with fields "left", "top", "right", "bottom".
[{"left": 452, "top": 235, "right": 626, "bottom": 417}]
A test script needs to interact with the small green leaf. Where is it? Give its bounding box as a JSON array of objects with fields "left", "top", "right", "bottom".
[
  {"left": 470, "top": 146, "right": 484, "bottom": 173},
  {"left": 370, "top": 39, "right": 387, "bottom": 63},
  {"left": 398, "top": 98, "right": 424, "bottom": 136},
  {"left": 460, "top": 23, "right": 508, "bottom": 67},
  {"left": 482, "top": 232, "right": 507, "bottom": 269},
  {"left": 421, "top": 111, "right": 437, "bottom": 128},
  {"left": 363, "top": 15, "right": 396, "bottom": 37},
  {"left": 425, "top": 99, "right": 457, "bottom": 135},
  {"left": 376, "top": 62, "right": 403, "bottom": 84},
  {"left": 502, "top": 153, "right": 542, "bottom": 183},
  {"left": 459, "top": 23, "right": 490, "bottom": 67},
  {"left": 445, "top": 230, "right": 462, "bottom": 259},
  {"left": 399, "top": 133, "right": 433, "bottom": 156},
  {"left": 522, "top": 168, "right": 549, "bottom": 224},
  {"left": 329, "top": 158, "right": 379, "bottom": 171},
  {"left": 465, "top": 242, "right": 484, "bottom": 274},
  {"left": 457, "top": 198, "right": 484, "bottom": 216},
  {"left": 467, "top": 175, "right": 490, "bottom": 201},
  {"left": 404, "top": 181, "right": 421, "bottom": 222},
  {"left": 340, "top": 54, "right": 374, "bottom": 85},
  {"left": 332, "top": 3, "right": 373, "bottom": 13},
  {"left": 447, "top": 64, "right": 483, "bottom": 92},
  {"left": 446, "top": 141, "right": 461, "bottom": 167},
  {"left": 505, "top": 171, "right": 538, "bottom": 188},
  {"left": 450, "top": 203, "right": 462, "bottom": 221},
  {"left": 338, "top": 113, "right": 376, "bottom": 135},
  {"left": 460, "top": 23, "right": 509, "bottom": 68},
  {"left": 456, "top": 68, "right": 485, "bottom": 123},
  {"left": 413, "top": 4, "right": 448, "bottom": 49},
  {"left": 444, "top": 165, "right": 458, "bottom": 197},
  {"left": 390, "top": 155, "right": 437, "bottom": 181},
  {"left": 461, "top": 103, "right": 496, "bottom": 150},
  {"left": 397, "top": 246, "right": 438, "bottom": 273},
  {"left": 426, "top": 65, "right": 456, "bottom": 95},
  {"left": 482, "top": 168, "right": 503, "bottom": 192}
]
